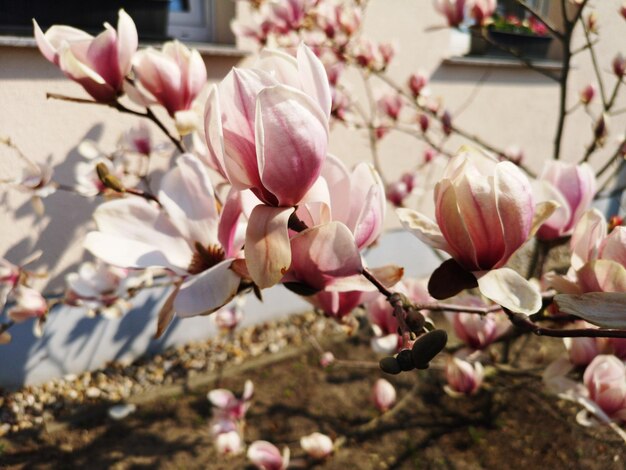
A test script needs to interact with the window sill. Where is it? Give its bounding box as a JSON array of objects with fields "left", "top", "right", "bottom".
[
  {"left": 0, "top": 35, "right": 249, "bottom": 59},
  {"left": 443, "top": 55, "right": 563, "bottom": 72}
]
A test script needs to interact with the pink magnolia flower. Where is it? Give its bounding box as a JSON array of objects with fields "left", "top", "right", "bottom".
[
  {"left": 564, "top": 335, "right": 600, "bottom": 367},
  {"left": 308, "top": 290, "right": 365, "bottom": 320},
  {"left": 8, "top": 286, "right": 47, "bottom": 323},
  {"left": 378, "top": 43, "right": 396, "bottom": 68},
  {"left": 120, "top": 122, "right": 152, "bottom": 156},
  {"left": 470, "top": 0, "right": 496, "bottom": 25},
  {"left": 133, "top": 40, "right": 207, "bottom": 117},
  {"left": 372, "top": 378, "right": 396, "bottom": 412},
  {"left": 447, "top": 300, "right": 508, "bottom": 350},
  {"left": 583, "top": 355, "right": 626, "bottom": 421},
  {"left": 204, "top": 43, "right": 331, "bottom": 288},
  {"left": 214, "top": 297, "right": 245, "bottom": 331},
  {"left": 0, "top": 258, "right": 21, "bottom": 308},
  {"left": 433, "top": 0, "right": 467, "bottom": 27},
  {"left": 614, "top": 53, "right": 626, "bottom": 77},
  {"left": 536, "top": 161, "right": 596, "bottom": 240},
  {"left": 548, "top": 209, "right": 626, "bottom": 294},
  {"left": 300, "top": 432, "right": 333, "bottom": 459},
  {"left": 248, "top": 441, "right": 290, "bottom": 470},
  {"left": 398, "top": 150, "right": 543, "bottom": 314},
  {"left": 445, "top": 355, "right": 484, "bottom": 395},
  {"left": 84, "top": 154, "right": 245, "bottom": 317},
  {"left": 214, "top": 429, "right": 244, "bottom": 456},
  {"left": 208, "top": 380, "right": 254, "bottom": 422},
  {"left": 34, "top": 10, "right": 137, "bottom": 102}
]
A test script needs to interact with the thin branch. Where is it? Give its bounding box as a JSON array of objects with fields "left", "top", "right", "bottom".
[
  {"left": 579, "top": 16, "right": 607, "bottom": 107},
  {"left": 506, "top": 309, "right": 626, "bottom": 339}
]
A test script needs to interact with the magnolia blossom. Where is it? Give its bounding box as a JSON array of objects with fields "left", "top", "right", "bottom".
[
  {"left": 12, "top": 162, "right": 58, "bottom": 215},
  {"left": 372, "top": 378, "right": 396, "bottom": 412},
  {"left": 300, "top": 432, "right": 333, "bottom": 459},
  {"left": 214, "top": 297, "right": 245, "bottom": 331},
  {"left": 119, "top": 122, "right": 153, "bottom": 156},
  {"left": 248, "top": 441, "right": 290, "bottom": 470},
  {"left": 84, "top": 154, "right": 245, "bottom": 318},
  {"left": 204, "top": 43, "right": 331, "bottom": 288},
  {"left": 64, "top": 261, "right": 146, "bottom": 318},
  {"left": 214, "top": 429, "right": 244, "bottom": 455},
  {"left": 34, "top": 10, "right": 137, "bottom": 102},
  {"left": 398, "top": 150, "right": 544, "bottom": 314},
  {"left": 0, "top": 257, "right": 21, "bottom": 308},
  {"left": 7, "top": 286, "right": 47, "bottom": 323},
  {"left": 445, "top": 355, "right": 484, "bottom": 395},
  {"left": 433, "top": 0, "right": 467, "bottom": 27},
  {"left": 547, "top": 209, "right": 626, "bottom": 294},
  {"left": 134, "top": 40, "right": 207, "bottom": 118},
  {"left": 447, "top": 301, "right": 508, "bottom": 350},
  {"left": 208, "top": 380, "right": 254, "bottom": 421},
  {"left": 564, "top": 336, "right": 600, "bottom": 367},
  {"left": 583, "top": 355, "right": 626, "bottom": 421},
  {"left": 535, "top": 161, "right": 596, "bottom": 240}
]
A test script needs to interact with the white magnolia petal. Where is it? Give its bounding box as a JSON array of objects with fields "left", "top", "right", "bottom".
[
  {"left": 474, "top": 268, "right": 542, "bottom": 315},
  {"left": 173, "top": 260, "right": 240, "bottom": 318},
  {"left": 396, "top": 207, "right": 451, "bottom": 252}
]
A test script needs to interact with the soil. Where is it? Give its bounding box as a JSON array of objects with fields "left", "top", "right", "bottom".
[{"left": 1, "top": 336, "right": 625, "bottom": 470}]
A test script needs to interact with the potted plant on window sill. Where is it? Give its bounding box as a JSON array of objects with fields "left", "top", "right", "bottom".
[{"left": 470, "top": 14, "right": 554, "bottom": 60}]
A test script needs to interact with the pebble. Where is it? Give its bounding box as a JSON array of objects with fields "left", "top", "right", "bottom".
[{"left": 0, "top": 311, "right": 343, "bottom": 434}]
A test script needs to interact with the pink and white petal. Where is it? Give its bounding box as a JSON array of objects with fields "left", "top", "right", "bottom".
[
  {"left": 257, "top": 47, "right": 301, "bottom": 88},
  {"left": 245, "top": 206, "right": 294, "bottom": 289},
  {"left": 86, "top": 26, "right": 123, "bottom": 89},
  {"left": 555, "top": 292, "right": 626, "bottom": 329},
  {"left": 297, "top": 43, "right": 332, "bottom": 119},
  {"left": 90, "top": 198, "right": 192, "bottom": 270},
  {"left": 255, "top": 84, "right": 328, "bottom": 206},
  {"left": 321, "top": 154, "right": 351, "bottom": 224},
  {"left": 116, "top": 9, "right": 138, "bottom": 76},
  {"left": 474, "top": 268, "right": 541, "bottom": 315},
  {"left": 159, "top": 154, "right": 219, "bottom": 247},
  {"left": 218, "top": 188, "right": 246, "bottom": 257},
  {"left": 577, "top": 260, "right": 626, "bottom": 293},
  {"left": 436, "top": 179, "right": 479, "bottom": 269},
  {"left": 533, "top": 180, "right": 570, "bottom": 239},
  {"left": 493, "top": 162, "right": 534, "bottom": 266},
  {"left": 207, "top": 389, "right": 236, "bottom": 408},
  {"left": 59, "top": 46, "right": 117, "bottom": 102},
  {"left": 84, "top": 232, "right": 188, "bottom": 273},
  {"left": 571, "top": 209, "right": 607, "bottom": 271},
  {"left": 290, "top": 222, "right": 363, "bottom": 290},
  {"left": 396, "top": 208, "right": 451, "bottom": 253},
  {"left": 371, "top": 334, "right": 400, "bottom": 354},
  {"left": 173, "top": 260, "right": 240, "bottom": 318},
  {"left": 247, "top": 440, "right": 285, "bottom": 470},
  {"left": 600, "top": 227, "right": 626, "bottom": 267},
  {"left": 33, "top": 21, "right": 92, "bottom": 64},
  {"left": 543, "top": 271, "right": 583, "bottom": 295},
  {"left": 203, "top": 85, "right": 228, "bottom": 178}
]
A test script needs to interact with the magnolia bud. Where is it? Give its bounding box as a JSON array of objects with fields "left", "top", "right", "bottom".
[
  {"left": 621, "top": 3, "right": 626, "bottom": 20},
  {"left": 586, "top": 11, "right": 598, "bottom": 33},
  {"left": 613, "top": 53, "right": 626, "bottom": 77},
  {"left": 579, "top": 84, "right": 596, "bottom": 105},
  {"left": 594, "top": 113, "right": 609, "bottom": 146},
  {"left": 408, "top": 72, "right": 428, "bottom": 98},
  {"left": 418, "top": 114, "right": 430, "bottom": 132},
  {"left": 372, "top": 378, "right": 396, "bottom": 412},
  {"left": 441, "top": 110, "right": 452, "bottom": 136},
  {"left": 96, "top": 162, "right": 125, "bottom": 193},
  {"left": 411, "top": 329, "right": 448, "bottom": 368}
]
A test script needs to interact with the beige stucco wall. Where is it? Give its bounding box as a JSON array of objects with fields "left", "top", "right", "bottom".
[{"left": 1, "top": 0, "right": 625, "bottom": 289}]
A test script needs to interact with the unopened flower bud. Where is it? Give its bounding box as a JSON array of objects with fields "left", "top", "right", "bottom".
[
  {"left": 621, "top": 3, "right": 626, "bottom": 20},
  {"left": 411, "top": 329, "right": 448, "bottom": 368},
  {"left": 441, "top": 110, "right": 452, "bottom": 136},
  {"left": 579, "top": 84, "right": 596, "bottom": 105},
  {"left": 379, "top": 356, "right": 402, "bottom": 375},
  {"left": 594, "top": 113, "right": 609, "bottom": 146},
  {"left": 372, "top": 378, "right": 396, "bottom": 412},
  {"left": 408, "top": 72, "right": 428, "bottom": 98},
  {"left": 423, "top": 147, "right": 436, "bottom": 163},
  {"left": 609, "top": 215, "right": 624, "bottom": 231},
  {"left": 613, "top": 53, "right": 626, "bottom": 77},
  {"left": 96, "top": 162, "right": 125, "bottom": 193},
  {"left": 586, "top": 11, "right": 598, "bottom": 33},
  {"left": 418, "top": 114, "right": 430, "bottom": 132},
  {"left": 405, "top": 308, "right": 425, "bottom": 333}
]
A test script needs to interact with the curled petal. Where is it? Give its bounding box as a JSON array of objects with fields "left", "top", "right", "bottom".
[
  {"left": 396, "top": 207, "right": 451, "bottom": 252},
  {"left": 577, "top": 260, "right": 626, "bottom": 293},
  {"left": 297, "top": 43, "right": 332, "bottom": 119},
  {"left": 474, "top": 268, "right": 541, "bottom": 315},
  {"left": 290, "top": 222, "right": 363, "bottom": 290},
  {"left": 245, "top": 206, "right": 293, "bottom": 288}
]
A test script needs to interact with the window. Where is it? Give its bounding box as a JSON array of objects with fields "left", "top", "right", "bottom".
[{"left": 0, "top": 0, "right": 235, "bottom": 45}]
